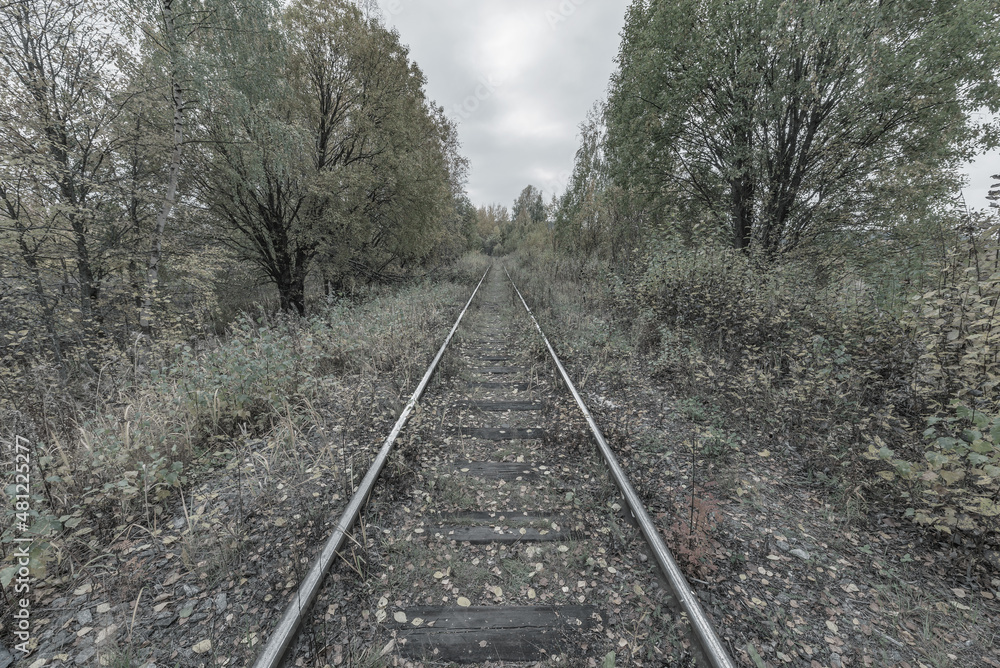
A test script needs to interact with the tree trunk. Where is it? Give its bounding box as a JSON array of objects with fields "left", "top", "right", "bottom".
[
  {"left": 730, "top": 174, "right": 754, "bottom": 251},
  {"left": 69, "top": 213, "right": 99, "bottom": 317},
  {"left": 141, "top": 0, "right": 183, "bottom": 336},
  {"left": 277, "top": 268, "right": 306, "bottom": 316}
]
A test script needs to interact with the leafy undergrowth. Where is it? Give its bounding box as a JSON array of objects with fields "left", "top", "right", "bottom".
[
  {"left": 507, "top": 253, "right": 1000, "bottom": 668},
  {"left": 0, "top": 253, "right": 490, "bottom": 663}
]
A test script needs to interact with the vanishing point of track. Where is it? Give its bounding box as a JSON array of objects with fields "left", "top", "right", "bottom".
[{"left": 252, "top": 265, "right": 736, "bottom": 667}]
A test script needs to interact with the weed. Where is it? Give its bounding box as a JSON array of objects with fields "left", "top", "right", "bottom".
[
  {"left": 677, "top": 397, "right": 710, "bottom": 423},
  {"left": 664, "top": 486, "right": 722, "bottom": 578}
]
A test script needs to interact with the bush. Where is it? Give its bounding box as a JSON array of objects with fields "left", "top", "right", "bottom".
[
  {"left": 626, "top": 226, "right": 1000, "bottom": 541},
  {"left": 1, "top": 269, "right": 474, "bottom": 588},
  {"left": 634, "top": 248, "right": 915, "bottom": 442}
]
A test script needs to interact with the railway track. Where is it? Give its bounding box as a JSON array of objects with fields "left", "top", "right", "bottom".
[{"left": 254, "top": 265, "right": 736, "bottom": 667}]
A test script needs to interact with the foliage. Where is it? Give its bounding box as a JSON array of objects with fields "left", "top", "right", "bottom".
[
  {"left": 474, "top": 204, "right": 512, "bottom": 256},
  {"left": 867, "top": 215, "right": 1000, "bottom": 536},
  {"left": 905, "top": 217, "right": 1000, "bottom": 405},
  {"left": 871, "top": 400, "right": 1000, "bottom": 536},
  {"left": 197, "top": 0, "right": 463, "bottom": 314},
  {"left": 0, "top": 268, "right": 475, "bottom": 587},
  {"left": 606, "top": 0, "right": 1000, "bottom": 256},
  {"left": 622, "top": 215, "right": 1000, "bottom": 541}
]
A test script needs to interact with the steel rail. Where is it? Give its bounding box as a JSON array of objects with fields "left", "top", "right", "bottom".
[
  {"left": 253, "top": 265, "right": 491, "bottom": 668},
  {"left": 504, "top": 265, "right": 736, "bottom": 668}
]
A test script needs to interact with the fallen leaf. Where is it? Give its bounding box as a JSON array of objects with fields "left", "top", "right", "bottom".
[
  {"left": 457, "top": 597, "right": 471, "bottom": 607},
  {"left": 394, "top": 611, "right": 407, "bottom": 623},
  {"left": 192, "top": 639, "right": 211, "bottom": 654}
]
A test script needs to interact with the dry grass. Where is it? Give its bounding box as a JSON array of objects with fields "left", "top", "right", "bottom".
[{"left": 0, "top": 253, "right": 491, "bottom": 594}]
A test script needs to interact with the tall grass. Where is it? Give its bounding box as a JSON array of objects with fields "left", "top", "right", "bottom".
[{"left": 0, "top": 253, "right": 490, "bottom": 588}]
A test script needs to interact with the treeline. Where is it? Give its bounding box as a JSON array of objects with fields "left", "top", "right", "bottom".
[
  {"left": 468, "top": 185, "right": 549, "bottom": 257},
  {"left": 0, "top": 0, "right": 475, "bottom": 385},
  {"left": 512, "top": 0, "right": 1000, "bottom": 542}
]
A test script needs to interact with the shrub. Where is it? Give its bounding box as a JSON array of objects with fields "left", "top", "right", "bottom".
[{"left": 627, "top": 223, "right": 1000, "bottom": 542}]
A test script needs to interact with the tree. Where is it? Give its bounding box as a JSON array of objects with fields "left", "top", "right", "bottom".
[
  {"left": 513, "top": 185, "right": 546, "bottom": 228},
  {"left": 198, "top": 0, "right": 456, "bottom": 313},
  {"left": 475, "top": 204, "right": 510, "bottom": 256},
  {"left": 554, "top": 104, "right": 608, "bottom": 254},
  {"left": 606, "top": 0, "right": 1000, "bottom": 257},
  {"left": 134, "top": 0, "right": 277, "bottom": 333},
  {"left": 0, "top": 0, "right": 137, "bottom": 323}
]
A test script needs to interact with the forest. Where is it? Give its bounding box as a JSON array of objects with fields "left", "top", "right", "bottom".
[{"left": 3, "top": 0, "right": 1000, "bottom": 664}]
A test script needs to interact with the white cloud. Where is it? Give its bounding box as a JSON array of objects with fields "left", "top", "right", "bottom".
[{"left": 382, "top": 0, "right": 629, "bottom": 208}]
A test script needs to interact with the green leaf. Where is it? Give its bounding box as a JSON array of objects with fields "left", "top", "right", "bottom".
[
  {"left": 956, "top": 404, "right": 975, "bottom": 421},
  {"left": 939, "top": 470, "right": 965, "bottom": 485},
  {"left": 968, "top": 453, "right": 988, "bottom": 466},
  {"left": 935, "top": 437, "right": 964, "bottom": 452},
  {"left": 924, "top": 451, "right": 949, "bottom": 467},
  {"left": 961, "top": 429, "right": 982, "bottom": 444},
  {"left": 990, "top": 423, "right": 1000, "bottom": 444},
  {"left": 0, "top": 565, "right": 19, "bottom": 589},
  {"left": 746, "top": 644, "right": 767, "bottom": 668},
  {"left": 971, "top": 439, "right": 994, "bottom": 455}
]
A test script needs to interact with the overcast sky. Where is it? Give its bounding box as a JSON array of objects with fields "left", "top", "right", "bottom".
[{"left": 378, "top": 0, "right": 999, "bottom": 211}]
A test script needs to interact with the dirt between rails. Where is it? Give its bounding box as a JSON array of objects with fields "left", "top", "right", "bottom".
[{"left": 287, "top": 268, "right": 702, "bottom": 666}]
